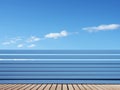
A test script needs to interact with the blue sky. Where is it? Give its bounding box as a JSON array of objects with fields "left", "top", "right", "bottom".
[{"left": 0, "top": 0, "right": 120, "bottom": 49}]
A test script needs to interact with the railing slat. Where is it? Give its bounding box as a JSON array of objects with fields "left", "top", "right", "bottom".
[
  {"left": 0, "top": 55, "right": 120, "bottom": 59},
  {"left": 0, "top": 50, "right": 120, "bottom": 54}
]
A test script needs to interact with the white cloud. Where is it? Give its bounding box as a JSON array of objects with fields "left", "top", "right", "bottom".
[
  {"left": 45, "top": 30, "right": 68, "bottom": 39},
  {"left": 28, "top": 44, "right": 36, "bottom": 48},
  {"left": 2, "top": 37, "right": 22, "bottom": 45},
  {"left": 2, "top": 42, "right": 11, "bottom": 45},
  {"left": 17, "top": 44, "right": 24, "bottom": 48},
  {"left": 83, "top": 24, "right": 120, "bottom": 32},
  {"left": 69, "top": 32, "right": 79, "bottom": 35},
  {"left": 26, "top": 36, "right": 40, "bottom": 43},
  {"left": 2, "top": 30, "right": 78, "bottom": 48}
]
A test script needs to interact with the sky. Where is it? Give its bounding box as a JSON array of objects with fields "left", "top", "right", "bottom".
[{"left": 0, "top": 0, "right": 120, "bottom": 50}]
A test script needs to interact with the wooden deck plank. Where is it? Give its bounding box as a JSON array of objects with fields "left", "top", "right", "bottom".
[
  {"left": 83, "top": 84, "right": 93, "bottom": 90},
  {"left": 11, "top": 84, "right": 23, "bottom": 90},
  {"left": 56, "top": 84, "right": 62, "bottom": 90},
  {"left": 87, "top": 84, "right": 98, "bottom": 90},
  {"left": 19, "top": 84, "right": 32, "bottom": 90},
  {"left": 63, "top": 84, "right": 68, "bottom": 90},
  {"left": 44, "top": 84, "right": 52, "bottom": 90},
  {"left": 113, "top": 85, "right": 120, "bottom": 90},
  {"left": 109, "top": 85, "right": 120, "bottom": 90},
  {"left": 91, "top": 84, "right": 104, "bottom": 90},
  {"left": 101, "top": 85, "right": 112, "bottom": 90},
  {"left": 1, "top": 84, "right": 120, "bottom": 90},
  {"left": 50, "top": 84, "right": 57, "bottom": 90},
  {"left": 13, "top": 84, "right": 26, "bottom": 90},
  {"left": 37, "top": 84, "right": 47, "bottom": 90},
  {"left": 25, "top": 84, "right": 37, "bottom": 90},
  {"left": 98, "top": 85, "right": 107, "bottom": 90},
  {"left": 105, "top": 85, "right": 119, "bottom": 90},
  {"left": 3, "top": 84, "right": 17, "bottom": 90},
  {"left": 0, "top": 84, "right": 9, "bottom": 89},
  {"left": 6, "top": 84, "right": 22, "bottom": 90},
  {"left": 110, "top": 85, "right": 120, "bottom": 90},
  {"left": 72, "top": 84, "right": 80, "bottom": 90},
  {"left": 31, "top": 84, "right": 42, "bottom": 90},
  {"left": 68, "top": 84, "right": 74, "bottom": 90},
  {"left": 78, "top": 84, "right": 87, "bottom": 90}
]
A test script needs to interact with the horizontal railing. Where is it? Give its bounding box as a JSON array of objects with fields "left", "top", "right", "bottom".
[{"left": 0, "top": 50, "right": 120, "bottom": 84}]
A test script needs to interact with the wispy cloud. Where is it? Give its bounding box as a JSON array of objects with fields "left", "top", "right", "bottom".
[
  {"left": 2, "top": 42, "right": 11, "bottom": 45},
  {"left": 1, "top": 30, "right": 78, "bottom": 48},
  {"left": 45, "top": 30, "right": 68, "bottom": 39},
  {"left": 2, "top": 37, "right": 22, "bottom": 45},
  {"left": 28, "top": 44, "right": 36, "bottom": 48},
  {"left": 17, "top": 44, "right": 24, "bottom": 48},
  {"left": 82, "top": 24, "right": 120, "bottom": 32},
  {"left": 26, "top": 36, "right": 40, "bottom": 43}
]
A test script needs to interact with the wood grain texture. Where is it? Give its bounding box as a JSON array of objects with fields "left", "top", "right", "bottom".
[{"left": 0, "top": 84, "right": 120, "bottom": 90}]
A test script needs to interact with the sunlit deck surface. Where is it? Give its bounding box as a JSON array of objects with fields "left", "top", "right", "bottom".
[{"left": 0, "top": 84, "right": 120, "bottom": 90}]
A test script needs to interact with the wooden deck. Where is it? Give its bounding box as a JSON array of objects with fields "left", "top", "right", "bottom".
[{"left": 0, "top": 84, "right": 120, "bottom": 90}]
